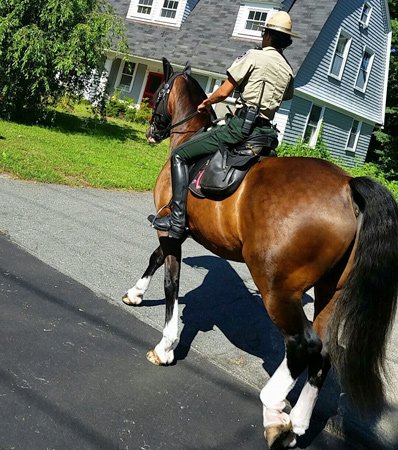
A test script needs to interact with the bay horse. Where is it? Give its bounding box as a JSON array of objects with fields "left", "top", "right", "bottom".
[{"left": 123, "top": 59, "right": 398, "bottom": 449}]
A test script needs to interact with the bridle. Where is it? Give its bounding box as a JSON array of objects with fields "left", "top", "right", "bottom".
[{"left": 148, "top": 72, "right": 201, "bottom": 143}]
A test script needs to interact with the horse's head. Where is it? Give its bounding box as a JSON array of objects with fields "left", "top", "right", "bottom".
[
  {"left": 146, "top": 58, "right": 175, "bottom": 144},
  {"left": 146, "top": 58, "right": 215, "bottom": 146}
]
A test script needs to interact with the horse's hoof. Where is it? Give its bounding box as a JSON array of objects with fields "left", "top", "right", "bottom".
[
  {"left": 264, "top": 422, "right": 296, "bottom": 449},
  {"left": 122, "top": 289, "right": 143, "bottom": 306},
  {"left": 146, "top": 349, "right": 165, "bottom": 366}
]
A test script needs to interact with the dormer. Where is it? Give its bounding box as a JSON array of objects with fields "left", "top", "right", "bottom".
[
  {"left": 232, "top": 1, "right": 283, "bottom": 41},
  {"left": 126, "top": 0, "right": 200, "bottom": 29}
]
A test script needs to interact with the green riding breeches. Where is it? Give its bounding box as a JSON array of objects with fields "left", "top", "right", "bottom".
[{"left": 172, "top": 115, "right": 277, "bottom": 163}]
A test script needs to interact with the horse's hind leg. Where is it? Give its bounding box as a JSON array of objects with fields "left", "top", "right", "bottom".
[
  {"left": 122, "top": 246, "right": 164, "bottom": 305},
  {"left": 147, "top": 238, "right": 181, "bottom": 366},
  {"left": 289, "top": 280, "right": 341, "bottom": 437},
  {"left": 249, "top": 272, "right": 322, "bottom": 449}
]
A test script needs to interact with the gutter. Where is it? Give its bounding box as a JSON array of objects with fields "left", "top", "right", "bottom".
[{"left": 105, "top": 50, "right": 226, "bottom": 79}]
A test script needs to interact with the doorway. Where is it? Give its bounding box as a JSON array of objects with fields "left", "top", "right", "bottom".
[{"left": 142, "top": 72, "right": 164, "bottom": 107}]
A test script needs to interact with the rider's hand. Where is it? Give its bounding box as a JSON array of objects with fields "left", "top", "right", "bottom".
[{"left": 197, "top": 100, "right": 211, "bottom": 113}]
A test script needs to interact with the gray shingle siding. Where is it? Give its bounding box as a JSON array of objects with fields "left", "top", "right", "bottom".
[
  {"left": 111, "top": 0, "right": 254, "bottom": 74},
  {"left": 108, "top": 0, "right": 331, "bottom": 76},
  {"left": 184, "top": 0, "right": 200, "bottom": 22}
]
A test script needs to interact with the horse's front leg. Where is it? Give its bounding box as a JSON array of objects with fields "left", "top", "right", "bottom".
[
  {"left": 147, "top": 237, "right": 182, "bottom": 366},
  {"left": 122, "top": 246, "right": 164, "bottom": 306}
]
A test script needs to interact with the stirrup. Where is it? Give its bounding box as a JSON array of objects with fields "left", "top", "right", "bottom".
[
  {"left": 147, "top": 202, "right": 171, "bottom": 227},
  {"left": 149, "top": 214, "right": 172, "bottom": 231}
]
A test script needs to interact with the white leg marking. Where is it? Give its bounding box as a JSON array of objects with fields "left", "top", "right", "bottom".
[
  {"left": 260, "top": 357, "right": 296, "bottom": 428},
  {"left": 290, "top": 382, "right": 319, "bottom": 436},
  {"left": 124, "top": 276, "right": 151, "bottom": 305},
  {"left": 154, "top": 300, "right": 179, "bottom": 364}
]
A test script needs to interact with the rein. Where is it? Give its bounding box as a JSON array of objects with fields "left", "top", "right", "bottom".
[{"left": 163, "top": 110, "right": 201, "bottom": 134}]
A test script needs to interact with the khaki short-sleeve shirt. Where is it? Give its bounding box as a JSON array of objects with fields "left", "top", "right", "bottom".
[{"left": 227, "top": 47, "right": 294, "bottom": 120}]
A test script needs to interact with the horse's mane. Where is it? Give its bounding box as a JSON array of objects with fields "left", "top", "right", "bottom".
[{"left": 184, "top": 73, "right": 218, "bottom": 123}]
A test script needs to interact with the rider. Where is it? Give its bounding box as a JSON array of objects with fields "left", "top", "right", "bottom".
[{"left": 151, "top": 11, "right": 299, "bottom": 239}]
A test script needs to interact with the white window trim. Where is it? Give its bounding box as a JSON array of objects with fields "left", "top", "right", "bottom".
[
  {"left": 354, "top": 46, "right": 375, "bottom": 93},
  {"left": 346, "top": 119, "right": 362, "bottom": 152},
  {"left": 302, "top": 104, "right": 325, "bottom": 148},
  {"left": 232, "top": 2, "right": 281, "bottom": 40},
  {"left": 115, "top": 60, "right": 138, "bottom": 93},
  {"left": 328, "top": 29, "right": 352, "bottom": 81},
  {"left": 359, "top": 2, "right": 372, "bottom": 29},
  {"left": 127, "top": 0, "right": 187, "bottom": 28}
]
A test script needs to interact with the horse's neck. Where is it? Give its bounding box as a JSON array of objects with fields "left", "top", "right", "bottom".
[{"left": 169, "top": 77, "right": 209, "bottom": 149}]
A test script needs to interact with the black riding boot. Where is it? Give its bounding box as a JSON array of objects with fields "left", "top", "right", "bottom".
[{"left": 151, "top": 153, "right": 189, "bottom": 239}]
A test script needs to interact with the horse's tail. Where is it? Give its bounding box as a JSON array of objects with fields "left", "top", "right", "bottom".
[{"left": 329, "top": 176, "right": 398, "bottom": 412}]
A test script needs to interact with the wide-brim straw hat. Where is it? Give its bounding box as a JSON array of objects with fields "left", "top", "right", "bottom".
[{"left": 262, "top": 11, "right": 301, "bottom": 38}]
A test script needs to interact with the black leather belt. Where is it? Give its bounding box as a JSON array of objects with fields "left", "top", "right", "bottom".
[{"left": 235, "top": 108, "right": 271, "bottom": 127}]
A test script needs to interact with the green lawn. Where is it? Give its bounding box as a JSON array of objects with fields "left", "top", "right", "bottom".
[
  {"left": 0, "top": 104, "right": 169, "bottom": 190},
  {"left": 1, "top": 103, "right": 397, "bottom": 200}
]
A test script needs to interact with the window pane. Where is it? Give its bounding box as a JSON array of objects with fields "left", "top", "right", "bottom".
[
  {"left": 161, "top": 0, "right": 178, "bottom": 18},
  {"left": 245, "top": 10, "right": 267, "bottom": 31},
  {"left": 119, "top": 62, "right": 136, "bottom": 90},
  {"left": 347, "top": 120, "right": 359, "bottom": 149},
  {"left": 123, "top": 62, "right": 135, "bottom": 75},
  {"left": 119, "top": 74, "right": 132, "bottom": 89},
  {"left": 356, "top": 51, "right": 372, "bottom": 89},
  {"left": 331, "top": 55, "right": 343, "bottom": 77},
  {"left": 308, "top": 105, "right": 322, "bottom": 125},
  {"left": 303, "top": 124, "right": 317, "bottom": 144},
  {"left": 336, "top": 35, "right": 348, "bottom": 55},
  {"left": 361, "top": 4, "right": 371, "bottom": 24},
  {"left": 330, "top": 34, "right": 349, "bottom": 77},
  {"left": 137, "top": 0, "right": 153, "bottom": 14},
  {"left": 304, "top": 105, "right": 322, "bottom": 145},
  {"left": 356, "top": 70, "right": 366, "bottom": 89},
  {"left": 361, "top": 51, "right": 371, "bottom": 70}
]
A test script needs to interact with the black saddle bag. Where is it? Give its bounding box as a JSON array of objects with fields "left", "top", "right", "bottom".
[{"left": 200, "top": 132, "right": 278, "bottom": 198}]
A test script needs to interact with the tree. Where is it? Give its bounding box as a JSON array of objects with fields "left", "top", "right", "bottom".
[
  {"left": 367, "top": 0, "right": 398, "bottom": 180},
  {"left": 0, "top": 0, "right": 126, "bottom": 119}
]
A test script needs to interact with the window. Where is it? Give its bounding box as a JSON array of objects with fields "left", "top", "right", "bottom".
[
  {"left": 355, "top": 48, "right": 374, "bottom": 91},
  {"left": 232, "top": 3, "right": 282, "bottom": 39},
  {"left": 161, "top": 0, "right": 179, "bottom": 19},
  {"left": 329, "top": 31, "right": 351, "bottom": 79},
  {"left": 117, "top": 61, "right": 136, "bottom": 92},
  {"left": 303, "top": 104, "right": 323, "bottom": 147},
  {"left": 127, "top": 0, "right": 193, "bottom": 27},
  {"left": 246, "top": 10, "right": 268, "bottom": 31},
  {"left": 360, "top": 3, "right": 372, "bottom": 28},
  {"left": 346, "top": 120, "right": 361, "bottom": 151},
  {"left": 137, "top": 0, "right": 153, "bottom": 15}
]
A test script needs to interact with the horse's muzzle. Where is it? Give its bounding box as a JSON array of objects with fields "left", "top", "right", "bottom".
[{"left": 146, "top": 124, "right": 164, "bottom": 144}]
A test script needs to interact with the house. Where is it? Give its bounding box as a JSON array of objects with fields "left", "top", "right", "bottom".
[{"left": 105, "top": 0, "right": 391, "bottom": 166}]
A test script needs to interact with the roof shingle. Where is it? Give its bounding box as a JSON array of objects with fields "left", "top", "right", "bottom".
[{"left": 109, "top": 0, "right": 339, "bottom": 75}]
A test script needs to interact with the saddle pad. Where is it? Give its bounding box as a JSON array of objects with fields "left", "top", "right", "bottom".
[{"left": 188, "top": 156, "right": 209, "bottom": 198}]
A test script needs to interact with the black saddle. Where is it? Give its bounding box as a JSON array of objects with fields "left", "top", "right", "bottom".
[{"left": 189, "top": 132, "right": 278, "bottom": 199}]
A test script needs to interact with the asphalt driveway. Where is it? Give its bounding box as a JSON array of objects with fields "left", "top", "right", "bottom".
[{"left": 0, "top": 175, "right": 397, "bottom": 449}]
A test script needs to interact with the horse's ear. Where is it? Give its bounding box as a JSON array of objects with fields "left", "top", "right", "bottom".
[
  {"left": 183, "top": 61, "right": 191, "bottom": 76},
  {"left": 162, "top": 57, "right": 174, "bottom": 81}
]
